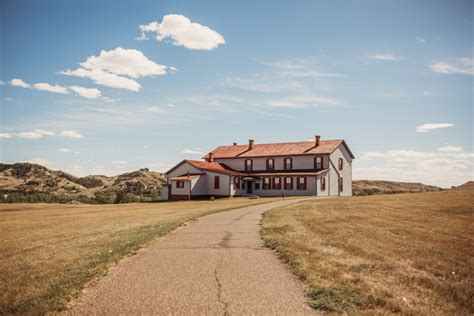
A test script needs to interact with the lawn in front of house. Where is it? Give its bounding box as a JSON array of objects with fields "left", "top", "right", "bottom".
[
  {"left": 0, "top": 197, "right": 286, "bottom": 314},
  {"left": 262, "top": 188, "right": 474, "bottom": 315}
]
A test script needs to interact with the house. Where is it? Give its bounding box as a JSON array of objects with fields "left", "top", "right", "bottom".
[{"left": 161, "top": 135, "right": 354, "bottom": 200}]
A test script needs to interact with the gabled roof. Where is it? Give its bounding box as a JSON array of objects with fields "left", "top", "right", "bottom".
[
  {"left": 165, "top": 160, "right": 245, "bottom": 176},
  {"left": 203, "top": 139, "right": 354, "bottom": 159}
]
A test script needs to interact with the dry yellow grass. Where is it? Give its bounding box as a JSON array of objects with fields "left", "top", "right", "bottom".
[
  {"left": 262, "top": 187, "right": 474, "bottom": 315},
  {"left": 0, "top": 197, "right": 286, "bottom": 314}
]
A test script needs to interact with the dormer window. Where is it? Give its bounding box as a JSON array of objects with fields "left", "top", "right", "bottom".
[
  {"left": 266, "top": 158, "right": 275, "bottom": 170},
  {"left": 245, "top": 159, "right": 253, "bottom": 171},
  {"left": 284, "top": 157, "right": 293, "bottom": 170},
  {"left": 338, "top": 158, "right": 344, "bottom": 171},
  {"left": 315, "top": 156, "right": 323, "bottom": 169}
]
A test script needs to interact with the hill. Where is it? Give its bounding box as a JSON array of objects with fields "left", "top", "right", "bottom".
[
  {"left": 0, "top": 163, "right": 165, "bottom": 203},
  {"left": 352, "top": 180, "right": 443, "bottom": 196}
]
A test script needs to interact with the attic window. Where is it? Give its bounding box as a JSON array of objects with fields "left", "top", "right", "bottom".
[{"left": 338, "top": 158, "right": 344, "bottom": 171}]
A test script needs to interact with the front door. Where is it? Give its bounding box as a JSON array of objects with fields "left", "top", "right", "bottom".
[{"left": 246, "top": 181, "right": 253, "bottom": 194}]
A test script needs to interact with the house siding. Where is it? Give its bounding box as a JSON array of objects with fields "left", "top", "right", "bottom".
[
  {"left": 215, "top": 155, "right": 329, "bottom": 172},
  {"left": 329, "top": 145, "right": 353, "bottom": 196}
]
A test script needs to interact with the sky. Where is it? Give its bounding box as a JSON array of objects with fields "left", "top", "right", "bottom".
[{"left": 0, "top": 0, "right": 472, "bottom": 187}]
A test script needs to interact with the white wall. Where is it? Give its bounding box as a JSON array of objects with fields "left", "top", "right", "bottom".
[
  {"left": 204, "top": 171, "right": 231, "bottom": 197},
  {"left": 215, "top": 154, "right": 329, "bottom": 171},
  {"left": 170, "top": 179, "right": 191, "bottom": 197},
  {"left": 167, "top": 162, "right": 202, "bottom": 185},
  {"left": 316, "top": 172, "right": 330, "bottom": 196},
  {"left": 329, "top": 145, "right": 353, "bottom": 196}
]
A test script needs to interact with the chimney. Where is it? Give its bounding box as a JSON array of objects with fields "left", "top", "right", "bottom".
[
  {"left": 315, "top": 135, "right": 321, "bottom": 147},
  {"left": 233, "top": 142, "right": 237, "bottom": 146},
  {"left": 208, "top": 152, "right": 214, "bottom": 163},
  {"left": 248, "top": 139, "right": 254, "bottom": 150}
]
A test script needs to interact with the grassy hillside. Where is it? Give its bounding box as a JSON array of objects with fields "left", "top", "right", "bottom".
[
  {"left": 353, "top": 180, "right": 443, "bottom": 196},
  {"left": 262, "top": 187, "right": 474, "bottom": 315},
  {"left": 0, "top": 197, "right": 288, "bottom": 314},
  {"left": 0, "top": 163, "right": 165, "bottom": 203}
]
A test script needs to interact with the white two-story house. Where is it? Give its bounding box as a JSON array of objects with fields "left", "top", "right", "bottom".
[{"left": 162, "top": 135, "right": 354, "bottom": 200}]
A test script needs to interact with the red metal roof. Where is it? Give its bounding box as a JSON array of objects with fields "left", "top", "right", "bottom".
[
  {"left": 185, "top": 160, "right": 245, "bottom": 176},
  {"left": 203, "top": 139, "right": 353, "bottom": 159}
]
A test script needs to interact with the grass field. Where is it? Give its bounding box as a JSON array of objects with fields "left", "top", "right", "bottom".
[
  {"left": 0, "top": 197, "right": 287, "bottom": 314},
  {"left": 262, "top": 187, "right": 474, "bottom": 315}
]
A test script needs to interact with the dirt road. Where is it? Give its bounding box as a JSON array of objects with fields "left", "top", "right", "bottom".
[{"left": 69, "top": 199, "right": 316, "bottom": 315}]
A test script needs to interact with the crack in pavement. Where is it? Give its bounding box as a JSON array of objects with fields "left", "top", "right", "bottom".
[{"left": 214, "top": 260, "right": 230, "bottom": 316}]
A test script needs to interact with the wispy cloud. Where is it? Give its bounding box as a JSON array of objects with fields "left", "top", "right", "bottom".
[
  {"left": 1, "top": 129, "right": 83, "bottom": 140},
  {"left": 181, "top": 149, "right": 205, "bottom": 155},
  {"left": 357, "top": 146, "right": 474, "bottom": 187},
  {"left": 8, "top": 78, "right": 104, "bottom": 99},
  {"left": 138, "top": 14, "right": 225, "bottom": 50},
  {"left": 367, "top": 53, "right": 400, "bottom": 61},
  {"left": 430, "top": 58, "right": 473, "bottom": 75},
  {"left": 416, "top": 123, "right": 454, "bottom": 133}
]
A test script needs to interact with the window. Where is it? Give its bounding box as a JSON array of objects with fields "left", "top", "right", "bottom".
[
  {"left": 315, "top": 156, "right": 323, "bottom": 169},
  {"left": 234, "top": 177, "right": 240, "bottom": 190},
  {"left": 297, "top": 177, "right": 307, "bottom": 190},
  {"left": 284, "top": 177, "right": 293, "bottom": 190},
  {"left": 272, "top": 177, "right": 281, "bottom": 190},
  {"left": 255, "top": 182, "right": 260, "bottom": 190},
  {"left": 338, "top": 158, "right": 344, "bottom": 171},
  {"left": 245, "top": 159, "right": 253, "bottom": 171},
  {"left": 266, "top": 158, "right": 275, "bottom": 171},
  {"left": 263, "top": 177, "right": 271, "bottom": 190},
  {"left": 320, "top": 177, "right": 326, "bottom": 191},
  {"left": 284, "top": 157, "right": 293, "bottom": 170},
  {"left": 214, "top": 176, "right": 220, "bottom": 189},
  {"left": 339, "top": 177, "right": 343, "bottom": 192},
  {"left": 176, "top": 180, "right": 184, "bottom": 188}
]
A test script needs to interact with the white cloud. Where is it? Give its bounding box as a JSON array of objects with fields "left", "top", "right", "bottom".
[
  {"left": 138, "top": 14, "right": 225, "bottom": 50},
  {"left": 17, "top": 131, "right": 44, "bottom": 139},
  {"left": 181, "top": 148, "right": 205, "bottom": 155},
  {"left": 438, "top": 145, "right": 462, "bottom": 153},
  {"left": 0, "top": 80, "right": 5, "bottom": 86},
  {"left": 4, "top": 97, "right": 13, "bottom": 101},
  {"left": 416, "top": 123, "right": 454, "bottom": 133},
  {"left": 0, "top": 133, "right": 13, "bottom": 139},
  {"left": 357, "top": 147, "right": 474, "bottom": 187},
  {"left": 61, "top": 68, "right": 142, "bottom": 92},
  {"left": 59, "top": 130, "right": 83, "bottom": 138},
  {"left": 32, "top": 83, "right": 69, "bottom": 94},
  {"left": 59, "top": 148, "right": 71, "bottom": 153},
  {"left": 367, "top": 53, "right": 400, "bottom": 61},
  {"left": 80, "top": 47, "right": 167, "bottom": 79},
  {"left": 430, "top": 58, "right": 473, "bottom": 75},
  {"left": 68, "top": 85, "right": 102, "bottom": 99},
  {"left": 10, "top": 78, "right": 30, "bottom": 88},
  {"left": 416, "top": 37, "right": 426, "bottom": 43},
  {"left": 61, "top": 47, "right": 167, "bottom": 92},
  {"left": 170, "top": 66, "right": 178, "bottom": 72},
  {"left": 34, "top": 129, "right": 55, "bottom": 136},
  {"left": 265, "top": 95, "right": 345, "bottom": 108}
]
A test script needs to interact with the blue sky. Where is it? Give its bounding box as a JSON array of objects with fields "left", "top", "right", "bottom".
[{"left": 1, "top": 0, "right": 472, "bottom": 187}]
